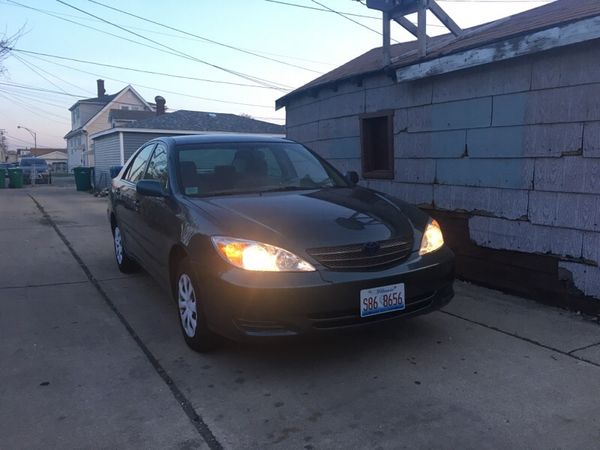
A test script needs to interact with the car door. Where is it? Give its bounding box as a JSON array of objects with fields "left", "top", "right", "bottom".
[
  {"left": 135, "top": 142, "right": 181, "bottom": 285},
  {"left": 117, "top": 143, "right": 156, "bottom": 260}
]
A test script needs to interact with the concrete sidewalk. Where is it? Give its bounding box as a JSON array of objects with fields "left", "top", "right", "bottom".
[
  {"left": 1, "top": 185, "right": 599, "bottom": 449},
  {"left": 0, "top": 188, "right": 206, "bottom": 449}
]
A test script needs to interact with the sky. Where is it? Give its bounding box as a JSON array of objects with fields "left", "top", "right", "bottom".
[{"left": 0, "top": 0, "right": 553, "bottom": 150}]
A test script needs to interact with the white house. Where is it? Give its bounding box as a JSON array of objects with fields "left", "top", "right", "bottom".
[{"left": 64, "top": 80, "right": 153, "bottom": 170}]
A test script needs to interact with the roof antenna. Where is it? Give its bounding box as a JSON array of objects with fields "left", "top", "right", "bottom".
[{"left": 366, "top": 0, "right": 463, "bottom": 63}]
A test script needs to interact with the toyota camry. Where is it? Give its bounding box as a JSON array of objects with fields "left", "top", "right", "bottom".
[{"left": 108, "top": 135, "right": 454, "bottom": 352}]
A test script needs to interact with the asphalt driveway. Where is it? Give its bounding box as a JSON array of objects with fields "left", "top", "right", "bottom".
[{"left": 1, "top": 185, "right": 599, "bottom": 449}]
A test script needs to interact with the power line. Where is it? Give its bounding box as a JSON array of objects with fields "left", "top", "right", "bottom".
[
  {"left": 3, "top": 132, "right": 57, "bottom": 148},
  {"left": 0, "top": 85, "right": 71, "bottom": 109},
  {"left": 6, "top": 0, "right": 290, "bottom": 90},
  {"left": 55, "top": 0, "right": 291, "bottom": 90},
  {"left": 8, "top": 48, "right": 287, "bottom": 90},
  {"left": 4, "top": 133, "right": 35, "bottom": 146},
  {"left": 235, "top": 47, "right": 334, "bottom": 67},
  {"left": 16, "top": 52, "right": 277, "bottom": 110},
  {"left": 0, "top": 0, "right": 334, "bottom": 67},
  {"left": 0, "top": 91, "right": 70, "bottom": 124},
  {"left": 0, "top": 82, "right": 145, "bottom": 110},
  {"left": 266, "top": 0, "right": 381, "bottom": 19},
  {"left": 309, "top": 0, "right": 400, "bottom": 43},
  {"left": 5, "top": 0, "right": 222, "bottom": 77},
  {"left": 266, "top": 0, "right": 445, "bottom": 28},
  {"left": 1, "top": 85, "right": 168, "bottom": 124},
  {"left": 14, "top": 54, "right": 92, "bottom": 95},
  {"left": 12, "top": 53, "right": 78, "bottom": 96},
  {"left": 0, "top": 90, "right": 70, "bottom": 122},
  {"left": 87, "top": 0, "right": 324, "bottom": 75},
  {"left": 0, "top": 81, "right": 83, "bottom": 98}
]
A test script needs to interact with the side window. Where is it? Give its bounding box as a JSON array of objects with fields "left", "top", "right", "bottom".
[
  {"left": 124, "top": 144, "right": 156, "bottom": 183},
  {"left": 144, "top": 143, "right": 169, "bottom": 190},
  {"left": 360, "top": 111, "right": 394, "bottom": 179}
]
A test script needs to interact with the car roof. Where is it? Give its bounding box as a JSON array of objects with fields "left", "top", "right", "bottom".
[{"left": 158, "top": 134, "right": 293, "bottom": 146}]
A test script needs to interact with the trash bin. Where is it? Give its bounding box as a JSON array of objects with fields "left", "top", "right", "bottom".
[
  {"left": 109, "top": 165, "right": 122, "bottom": 179},
  {"left": 8, "top": 168, "right": 23, "bottom": 189},
  {"left": 0, "top": 168, "right": 5, "bottom": 189},
  {"left": 73, "top": 167, "right": 93, "bottom": 191}
]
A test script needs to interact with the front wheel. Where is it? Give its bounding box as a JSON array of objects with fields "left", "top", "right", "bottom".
[
  {"left": 113, "top": 225, "right": 139, "bottom": 273},
  {"left": 176, "top": 261, "right": 220, "bottom": 352}
]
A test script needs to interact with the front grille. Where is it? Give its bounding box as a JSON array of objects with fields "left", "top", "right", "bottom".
[{"left": 307, "top": 237, "right": 413, "bottom": 270}]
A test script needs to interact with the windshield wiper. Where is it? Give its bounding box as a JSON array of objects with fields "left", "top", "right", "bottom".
[
  {"left": 258, "top": 186, "right": 314, "bottom": 193},
  {"left": 193, "top": 185, "right": 331, "bottom": 198}
]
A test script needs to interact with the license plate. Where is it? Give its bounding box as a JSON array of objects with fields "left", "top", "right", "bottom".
[{"left": 360, "top": 283, "right": 405, "bottom": 318}]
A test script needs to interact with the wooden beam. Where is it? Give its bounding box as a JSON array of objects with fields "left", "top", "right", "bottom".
[
  {"left": 383, "top": 10, "right": 391, "bottom": 66},
  {"left": 392, "top": 15, "right": 422, "bottom": 38},
  {"left": 395, "top": 15, "right": 600, "bottom": 82},
  {"left": 417, "top": 0, "right": 427, "bottom": 57},
  {"left": 428, "top": 0, "right": 462, "bottom": 37}
]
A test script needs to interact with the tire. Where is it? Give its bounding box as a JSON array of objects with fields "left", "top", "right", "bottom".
[
  {"left": 175, "top": 261, "right": 220, "bottom": 352},
  {"left": 112, "top": 224, "right": 139, "bottom": 274}
]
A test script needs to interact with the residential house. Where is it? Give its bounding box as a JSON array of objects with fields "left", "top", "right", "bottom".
[
  {"left": 90, "top": 99, "right": 284, "bottom": 188},
  {"left": 64, "top": 80, "right": 153, "bottom": 170},
  {"left": 276, "top": 0, "right": 600, "bottom": 310}
]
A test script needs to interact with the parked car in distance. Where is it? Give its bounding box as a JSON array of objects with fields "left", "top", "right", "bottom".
[
  {"left": 19, "top": 158, "right": 51, "bottom": 184},
  {"left": 108, "top": 135, "right": 455, "bottom": 352}
]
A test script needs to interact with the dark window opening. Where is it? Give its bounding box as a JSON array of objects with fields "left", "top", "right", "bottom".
[{"left": 360, "top": 112, "right": 394, "bottom": 179}]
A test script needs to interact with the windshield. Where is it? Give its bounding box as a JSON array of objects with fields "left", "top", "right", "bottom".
[
  {"left": 176, "top": 142, "right": 349, "bottom": 197},
  {"left": 20, "top": 159, "right": 47, "bottom": 167}
]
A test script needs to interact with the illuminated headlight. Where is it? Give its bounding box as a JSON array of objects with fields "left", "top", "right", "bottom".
[
  {"left": 211, "top": 237, "right": 315, "bottom": 272},
  {"left": 419, "top": 219, "right": 444, "bottom": 255}
]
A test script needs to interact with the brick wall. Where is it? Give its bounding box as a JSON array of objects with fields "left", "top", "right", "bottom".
[{"left": 284, "top": 40, "right": 600, "bottom": 304}]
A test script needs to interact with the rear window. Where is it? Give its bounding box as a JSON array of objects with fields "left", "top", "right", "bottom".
[{"left": 20, "top": 159, "right": 47, "bottom": 167}]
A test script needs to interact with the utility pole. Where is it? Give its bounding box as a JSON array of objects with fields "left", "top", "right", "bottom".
[{"left": 0, "top": 129, "right": 6, "bottom": 162}]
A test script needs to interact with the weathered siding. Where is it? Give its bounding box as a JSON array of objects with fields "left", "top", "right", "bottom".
[
  {"left": 77, "top": 103, "right": 104, "bottom": 129},
  {"left": 93, "top": 134, "right": 121, "bottom": 189},
  {"left": 284, "top": 39, "right": 600, "bottom": 307},
  {"left": 86, "top": 91, "right": 150, "bottom": 161},
  {"left": 122, "top": 132, "right": 175, "bottom": 161},
  {"left": 86, "top": 91, "right": 149, "bottom": 140}
]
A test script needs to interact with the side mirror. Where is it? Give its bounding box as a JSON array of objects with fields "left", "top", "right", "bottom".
[
  {"left": 136, "top": 180, "right": 167, "bottom": 197},
  {"left": 345, "top": 171, "right": 359, "bottom": 185}
]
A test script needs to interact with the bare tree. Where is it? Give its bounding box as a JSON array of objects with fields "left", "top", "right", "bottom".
[{"left": 0, "top": 28, "right": 24, "bottom": 76}]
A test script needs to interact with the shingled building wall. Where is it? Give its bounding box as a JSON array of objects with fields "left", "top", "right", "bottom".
[{"left": 284, "top": 40, "right": 600, "bottom": 310}]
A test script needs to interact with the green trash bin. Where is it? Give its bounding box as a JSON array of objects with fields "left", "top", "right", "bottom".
[
  {"left": 8, "top": 168, "right": 23, "bottom": 189},
  {"left": 0, "top": 168, "right": 6, "bottom": 189},
  {"left": 73, "top": 167, "right": 93, "bottom": 191}
]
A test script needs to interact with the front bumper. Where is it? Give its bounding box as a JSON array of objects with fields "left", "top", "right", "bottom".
[{"left": 192, "top": 246, "right": 455, "bottom": 341}]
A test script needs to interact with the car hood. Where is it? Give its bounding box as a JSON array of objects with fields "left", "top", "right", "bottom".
[{"left": 189, "top": 187, "right": 419, "bottom": 253}]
